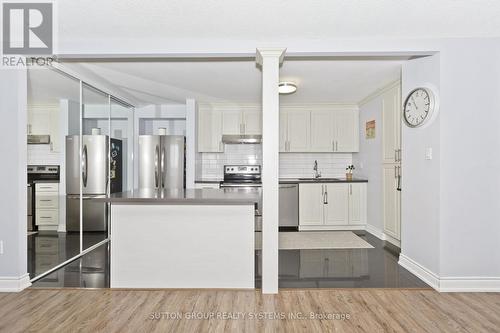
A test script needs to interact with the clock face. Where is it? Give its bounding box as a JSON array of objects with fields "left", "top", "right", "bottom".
[{"left": 403, "top": 88, "right": 434, "bottom": 128}]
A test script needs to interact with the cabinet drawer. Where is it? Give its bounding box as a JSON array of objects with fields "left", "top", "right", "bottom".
[
  {"left": 35, "top": 183, "right": 58, "bottom": 192},
  {"left": 36, "top": 193, "right": 59, "bottom": 208},
  {"left": 35, "top": 237, "right": 59, "bottom": 254},
  {"left": 36, "top": 210, "right": 59, "bottom": 225}
]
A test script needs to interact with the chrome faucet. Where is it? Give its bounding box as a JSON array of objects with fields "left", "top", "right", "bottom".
[{"left": 313, "top": 160, "right": 322, "bottom": 179}]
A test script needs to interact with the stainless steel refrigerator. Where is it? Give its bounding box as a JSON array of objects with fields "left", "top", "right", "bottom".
[
  {"left": 66, "top": 135, "right": 122, "bottom": 232},
  {"left": 139, "top": 135, "right": 185, "bottom": 189}
]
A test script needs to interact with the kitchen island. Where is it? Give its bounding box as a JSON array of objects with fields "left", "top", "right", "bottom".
[{"left": 95, "top": 188, "right": 259, "bottom": 289}]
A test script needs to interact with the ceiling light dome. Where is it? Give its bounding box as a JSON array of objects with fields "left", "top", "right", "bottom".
[{"left": 279, "top": 82, "right": 297, "bottom": 94}]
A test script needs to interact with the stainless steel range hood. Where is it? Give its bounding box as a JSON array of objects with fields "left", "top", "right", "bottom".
[{"left": 222, "top": 135, "right": 262, "bottom": 144}]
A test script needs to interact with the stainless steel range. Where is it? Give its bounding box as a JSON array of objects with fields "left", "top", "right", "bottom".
[
  {"left": 220, "top": 165, "right": 261, "bottom": 188},
  {"left": 220, "top": 165, "right": 262, "bottom": 227}
]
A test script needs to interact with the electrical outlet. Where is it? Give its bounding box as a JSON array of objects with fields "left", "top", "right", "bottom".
[{"left": 0, "top": 240, "right": 3, "bottom": 255}]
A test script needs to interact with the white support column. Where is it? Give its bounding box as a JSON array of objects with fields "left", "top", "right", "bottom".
[
  {"left": 185, "top": 99, "right": 197, "bottom": 189},
  {"left": 256, "top": 48, "right": 285, "bottom": 294},
  {"left": 0, "top": 69, "right": 30, "bottom": 292}
]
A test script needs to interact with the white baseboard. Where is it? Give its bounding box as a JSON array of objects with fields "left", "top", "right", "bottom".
[
  {"left": 439, "top": 277, "right": 500, "bottom": 292},
  {"left": 0, "top": 273, "right": 31, "bottom": 292},
  {"left": 365, "top": 224, "right": 400, "bottom": 247},
  {"left": 398, "top": 253, "right": 439, "bottom": 290},
  {"left": 365, "top": 224, "right": 384, "bottom": 239},
  {"left": 299, "top": 225, "right": 365, "bottom": 231}
]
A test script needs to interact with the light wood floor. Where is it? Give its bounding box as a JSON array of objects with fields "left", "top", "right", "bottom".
[{"left": 1, "top": 289, "right": 499, "bottom": 332}]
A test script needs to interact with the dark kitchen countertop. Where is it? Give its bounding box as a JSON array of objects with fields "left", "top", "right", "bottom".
[
  {"left": 279, "top": 177, "right": 368, "bottom": 184},
  {"left": 91, "top": 188, "right": 260, "bottom": 206},
  {"left": 194, "top": 179, "right": 222, "bottom": 184},
  {"left": 31, "top": 180, "right": 60, "bottom": 184}
]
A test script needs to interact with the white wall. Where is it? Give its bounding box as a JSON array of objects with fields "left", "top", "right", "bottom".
[
  {"left": 438, "top": 40, "right": 500, "bottom": 282},
  {"left": 0, "top": 69, "right": 31, "bottom": 291},
  {"left": 401, "top": 54, "right": 441, "bottom": 278},
  {"left": 352, "top": 91, "right": 386, "bottom": 232}
]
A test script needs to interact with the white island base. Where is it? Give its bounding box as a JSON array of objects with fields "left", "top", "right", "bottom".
[{"left": 110, "top": 204, "right": 255, "bottom": 289}]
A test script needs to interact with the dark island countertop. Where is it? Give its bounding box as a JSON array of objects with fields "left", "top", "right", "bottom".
[
  {"left": 194, "top": 179, "right": 222, "bottom": 184},
  {"left": 91, "top": 188, "right": 260, "bottom": 206},
  {"left": 279, "top": 177, "right": 368, "bottom": 184}
]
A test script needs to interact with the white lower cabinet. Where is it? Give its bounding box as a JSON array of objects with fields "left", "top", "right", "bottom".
[
  {"left": 383, "top": 164, "right": 401, "bottom": 240},
  {"left": 323, "top": 184, "right": 349, "bottom": 225},
  {"left": 299, "top": 182, "right": 366, "bottom": 230},
  {"left": 298, "top": 184, "right": 324, "bottom": 225},
  {"left": 35, "top": 182, "right": 59, "bottom": 227}
]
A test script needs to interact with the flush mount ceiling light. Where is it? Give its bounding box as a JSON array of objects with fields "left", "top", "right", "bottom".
[{"left": 278, "top": 82, "right": 297, "bottom": 94}]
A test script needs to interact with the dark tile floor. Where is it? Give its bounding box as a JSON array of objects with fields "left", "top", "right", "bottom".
[
  {"left": 255, "top": 232, "right": 430, "bottom": 289},
  {"left": 31, "top": 231, "right": 429, "bottom": 289},
  {"left": 27, "top": 231, "right": 107, "bottom": 279},
  {"left": 31, "top": 242, "right": 109, "bottom": 288}
]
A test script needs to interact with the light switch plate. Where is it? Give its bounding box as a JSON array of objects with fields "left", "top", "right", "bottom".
[{"left": 425, "top": 148, "right": 433, "bottom": 160}]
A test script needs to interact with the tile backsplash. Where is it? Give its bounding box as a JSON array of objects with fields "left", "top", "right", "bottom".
[
  {"left": 196, "top": 144, "right": 353, "bottom": 180},
  {"left": 279, "top": 153, "right": 353, "bottom": 179}
]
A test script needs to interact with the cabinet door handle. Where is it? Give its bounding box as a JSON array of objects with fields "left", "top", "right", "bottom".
[
  {"left": 394, "top": 165, "right": 397, "bottom": 178},
  {"left": 349, "top": 184, "right": 352, "bottom": 195},
  {"left": 335, "top": 141, "right": 338, "bottom": 151},
  {"left": 397, "top": 166, "right": 402, "bottom": 191},
  {"left": 323, "top": 186, "right": 328, "bottom": 204},
  {"left": 332, "top": 140, "right": 335, "bottom": 152}
]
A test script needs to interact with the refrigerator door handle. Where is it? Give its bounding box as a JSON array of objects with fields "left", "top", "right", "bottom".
[
  {"left": 154, "top": 145, "right": 159, "bottom": 189},
  {"left": 161, "top": 146, "right": 166, "bottom": 188},
  {"left": 82, "top": 144, "right": 88, "bottom": 187}
]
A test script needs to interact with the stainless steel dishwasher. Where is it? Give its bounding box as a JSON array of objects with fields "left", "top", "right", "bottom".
[{"left": 279, "top": 183, "right": 299, "bottom": 227}]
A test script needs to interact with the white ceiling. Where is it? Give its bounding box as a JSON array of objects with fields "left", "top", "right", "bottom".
[
  {"left": 53, "top": 59, "right": 403, "bottom": 106},
  {"left": 56, "top": 0, "right": 500, "bottom": 52}
]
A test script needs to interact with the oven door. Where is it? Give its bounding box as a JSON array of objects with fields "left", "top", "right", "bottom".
[{"left": 219, "top": 183, "right": 262, "bottom": 215}]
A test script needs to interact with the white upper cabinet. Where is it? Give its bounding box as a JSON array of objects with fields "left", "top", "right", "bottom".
[
  {"left": 334, "top": 109, "right": 359, "bottom": 152},
  {"left": 242, "top": 109, "right": 261, "bottom": 135},
  {"left": 198, "top": 104, "right": 262, "bottom": 152},
  {"left": 198, "top": 108, "right": 223, "bottom": 152},
  {"left": 222, "top": 110, "right": 241, "bottom": 135},
  {"left": 28, "top": 104, "right": 61, "bottom": 152},
  {"left": 310, "top": 110, "right": 334, "bottom": 152},
  {"left": 286, "top": 110, "right": 311, "bottom": 152},
  {"left": 281, "top": 106, "right": 359, "bottom": 153},
  {"left": 279, "top": 113, "right": 288, "bottom": 152},
  {"left": 221, "top": 107, "right": 262, "bottom": 135},
  {"left": 382, "top": 85, "right": 402, "bottom": 163}
]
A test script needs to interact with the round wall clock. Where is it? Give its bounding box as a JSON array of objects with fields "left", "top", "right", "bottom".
[{"left": 403, "top": 87, "right": 438, "bottom": 128}]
